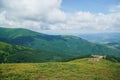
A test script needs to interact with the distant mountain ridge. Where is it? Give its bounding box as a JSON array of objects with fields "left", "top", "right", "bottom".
[
  {"left": 0, "top": 27, "right": 120, "bottom": 61},
  {"left": 78, "top": 33, "right": 120, "bottom": 42},
  {"left": 78, "top": 33, "right": 120, "bottom": 50}
]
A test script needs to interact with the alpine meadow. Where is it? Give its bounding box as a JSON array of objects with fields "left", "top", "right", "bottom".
[{"left": 0, "top": 0, "right": 120, "bottom": 80}]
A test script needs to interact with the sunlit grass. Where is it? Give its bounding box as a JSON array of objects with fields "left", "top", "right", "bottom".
[{"left": 0, "top": 58, "right": 120, "bottom": 80}]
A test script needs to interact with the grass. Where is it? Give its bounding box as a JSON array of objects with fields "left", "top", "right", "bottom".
[{"left": 0, "top": 58, "right": 120, "bottom": 80}]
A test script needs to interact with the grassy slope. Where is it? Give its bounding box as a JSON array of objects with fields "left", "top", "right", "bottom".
[
  {"left": 0, "top": 58, "right": 120, "bottom": 80},
  {"left": 0, "top": 27, "right": 120, "bottom": 57},
  {"left": 0, "top": 41, "right": 72, "bottom": 63}
]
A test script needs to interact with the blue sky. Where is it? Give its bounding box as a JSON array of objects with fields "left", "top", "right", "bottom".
[
  {"left": 0, "top": 0, "right": 120, "bottom": 34},
  {"left": 62, "top": 0, "right": 120, "bottom": 13}
]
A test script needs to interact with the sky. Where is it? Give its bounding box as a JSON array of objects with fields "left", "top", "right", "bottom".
[
  {"left": 0, "top": 0, "right": 120, "bottom": 35},
  {"left": 62, "top": 0, "right": 120, "bottom": 13}
]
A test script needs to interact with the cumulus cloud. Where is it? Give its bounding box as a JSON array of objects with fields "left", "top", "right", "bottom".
[
  {"left": 66, "top": 11, "right": 120, "bottom": 33},
  {"left": 0, "top": 0, "right": 120, "bottom": 34},
  {"left": 0, "top": 0, "right": 65, "bottom": 21}
]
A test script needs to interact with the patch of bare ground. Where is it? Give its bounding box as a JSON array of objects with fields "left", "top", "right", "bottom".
[
  {"left": 38, "top": 77, "right": 46, "bottom": 80},
  {"left": 89, "top": 55, "right": 106, "bottom": 62}
]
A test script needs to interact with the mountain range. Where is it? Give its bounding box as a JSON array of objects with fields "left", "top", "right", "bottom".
[
  {"left": 0, "top": 27, "right": 120, "bottom": 63},
  {"left": 78, "top": 33, "right": 120, "bottom": 50}
]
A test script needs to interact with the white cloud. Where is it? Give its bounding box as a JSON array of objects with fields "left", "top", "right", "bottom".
[
  {"left": 47, "top": 9, "right": 66, "bottom": 23},
  {"left": 0, "top": 0, "right": 120, "bottom": 34},
  {"left": 0, "top": 0, "right": 65, "bottom": 21},
  {"left": 59, "top": 11, "right": 120, "bottom": 33}
]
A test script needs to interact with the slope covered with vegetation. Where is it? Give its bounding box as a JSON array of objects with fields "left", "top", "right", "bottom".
[
  {"left": 0, "top": 27, "right": 120, "bottom": 58},
  {"left": 0, "top": 41, "right": 72, "bottom": 63},
  {"left": 0, "top": 58, "right": 120, "bottom": 80}
]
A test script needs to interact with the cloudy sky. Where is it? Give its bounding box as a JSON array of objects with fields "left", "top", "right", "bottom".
[{"left": 0, "top": 0, "right": 120, "bottom": 35}]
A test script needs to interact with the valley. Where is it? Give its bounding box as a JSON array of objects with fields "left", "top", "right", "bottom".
[
  {"left": 78, "top": 33, "right": 120, "bottom": 50},
  {"left": 0, "top": 0, "right": 120, "bottom": 80},
  {"left": 0, "top": 28, "right": 120, "bottom": 80},
  {"left": 0, "top": 27, "right": 120, "bottom": 63}
]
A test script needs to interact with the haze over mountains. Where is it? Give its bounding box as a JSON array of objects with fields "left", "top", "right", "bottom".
[
  {"left": 0, "top": 27, "right": 120, "bottom": 63},
  {"left": 78, "top": 33, "right": 120, "bottom": 50},
  {"left": 0, "top": 0, "right": 120, "bottom": 80}
]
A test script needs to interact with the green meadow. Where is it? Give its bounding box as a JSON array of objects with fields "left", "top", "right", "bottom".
[{"left": 0, "top": 58, "right": 120, "bottom": 80}]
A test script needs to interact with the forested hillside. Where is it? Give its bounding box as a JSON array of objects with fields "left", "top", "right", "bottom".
[
  {"left": 0, "top": 42, "right": 71, "bottom": 63},
  {"left": 0, "top": 27, "right": 120, "bottom": 58}
]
